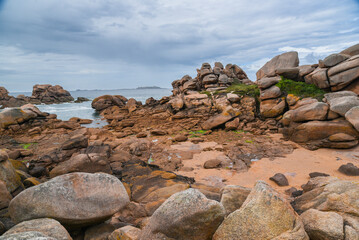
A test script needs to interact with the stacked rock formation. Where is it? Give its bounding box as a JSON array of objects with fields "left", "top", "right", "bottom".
[
  {"left": 172, "top": 62, "right": 251, "bottom": 95},
  {"left": 255, "top": 43, "right": 359, "bottom": 149},
  {"left": 256, "top": 51, "right": 299, "bottom": 118}
]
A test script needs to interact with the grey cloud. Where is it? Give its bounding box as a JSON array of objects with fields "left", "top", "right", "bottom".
[{"left": 0, "top": 0, "right": 358, "bottom": 91}]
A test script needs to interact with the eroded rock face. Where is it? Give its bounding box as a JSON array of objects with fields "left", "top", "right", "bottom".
[
  {"left": 9, "top": 172, "right": 130, "bottom": 227},
  {"left": 220, "top": 185, "right": 251, "bottom": 216},
  {"left": 3, "top": 218, "right": 72, "bottom": 240},
  {"left": 213, "top": 181, "right": 308, "bottom": 240},
  {"left": 32, "top": 84, "right": 74, "bottom": 104},
  {"left": 140, "top": 188, "right": 225, "bottom": 240}
]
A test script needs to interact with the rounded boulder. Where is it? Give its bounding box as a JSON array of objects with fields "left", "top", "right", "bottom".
[{"left": 9, "top": 172, "right": 130, "bottom": 227}]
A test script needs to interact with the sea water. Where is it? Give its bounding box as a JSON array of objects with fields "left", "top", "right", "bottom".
[{"left": 10, "top": 88, "right": 172, "bottom": 128}]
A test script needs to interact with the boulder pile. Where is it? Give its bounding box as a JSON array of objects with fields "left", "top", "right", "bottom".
[
  {"left": 30, "top": 84, "right": 74, "bottom": 104},
  {"left": 0, "top": 84, "right": 75, "bottom": 109},
  {"left": 172, "top": 62, "right": 250, "bottom": 95}
]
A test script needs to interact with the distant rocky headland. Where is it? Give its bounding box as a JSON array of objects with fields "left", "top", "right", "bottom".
[{"left": 0, "top": 43, "right": 359, "bottom": 239}]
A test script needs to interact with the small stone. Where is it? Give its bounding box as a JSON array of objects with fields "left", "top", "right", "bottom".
[
  {"left": 338, "top": 163, "right": 359, "bottom": 176},
  {"left": 309, "top": 172, "right": 330, "bottom": 178},
  {"left": 136, "top": 132, "right": 147, "bottom": 138},
  {"left": 174, "top": 135, "right": 188, "bottom": 142},
  {"left": 108, "top": 226, "right": 141, "bottom": 240},
  {"left": 150, "top": 129, "right": 167, "bottom": 136},
  {"left": 204, "top": 159, "right": 222, "bottom": 169},
  {"left": 269, "top": 173, "right": 289, "bottom": 186}
]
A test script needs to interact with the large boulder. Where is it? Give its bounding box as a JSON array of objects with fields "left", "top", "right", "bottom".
[
  {"left": 256, "top": 51, "right": 299, "bottom": 79},
  {"left": 202, "top": 107, "right": 240, "bottom": 130},
  {"left": 3, "top": 218, "right": 71, "bottom": 240},
  {"left": 9, "top": 172, "right": 130, "bottom": 227},
  {"left": 32, "top": 84, "right": 74, "bottom": 104},
  {"left": 300, "top": 209, "right": 344, "bottom": 240},
  {"left": 49, "top": 153, "right": 112, "bottom": 178},
  {"left": 285, "top": 119, "right": 359, "bottom": 149},
  {"left": 260, "top": 98, "right": 286, "bottom": 118},
  {"left": 91, "top": 95, "right": 128, "bottom": 111},
  {"left": 0, "top": 104, "right": 41, "bottom": 129},
  {"left": 304, "top": 68, "right": 330, "bottom": 89},
  {"left": 283, "top": 102, "right": 329, "bottom": 123},
  {"left": 327, "top": 95, "right": 359, "bottom": 116},
  {"left": 322, "top": 53, "right": 349, "bottom": 67},
  {"left": 257, "top": 76, "right": 281, "bottom": 89},
  {"left": 259, "top": 85, "right": 281, "bottom": 100},
  {"left": 140, "top": 188, "right": 225, "bottom": 240},
  {"left": 213, "top": 181, "right": 308, "bottom": 240}
]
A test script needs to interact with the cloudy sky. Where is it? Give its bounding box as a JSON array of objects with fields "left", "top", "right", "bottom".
[{"left": 0, "top": 0, "right": 358, "bottom": 92}]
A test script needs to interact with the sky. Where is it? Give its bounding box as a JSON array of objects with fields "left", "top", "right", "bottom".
[{"left": 0, "top": 0, "right": 359, "bottom": 92}]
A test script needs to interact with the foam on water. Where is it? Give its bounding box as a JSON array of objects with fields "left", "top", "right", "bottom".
[{"left": 9, "top": 88, "right": 172, "bottom": 128}]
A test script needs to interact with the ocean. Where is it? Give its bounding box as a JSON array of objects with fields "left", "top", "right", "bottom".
[{"left": 10, "top": 88, "right": 172, "bottom": 128}]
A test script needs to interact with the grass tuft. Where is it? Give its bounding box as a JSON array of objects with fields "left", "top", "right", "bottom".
[
  {"left": 276, "top": 77, "right": 326, "bottom": 100},
  {"left": 225, "top": 83, "right": 260, "bottom": 98}
]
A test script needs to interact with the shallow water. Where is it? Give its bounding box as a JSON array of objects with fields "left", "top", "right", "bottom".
[{"left": 10, "top": 88, "right": 172, "bottom": 128}]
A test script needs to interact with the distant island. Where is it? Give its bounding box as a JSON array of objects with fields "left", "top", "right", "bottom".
[{"left": 136, "top": 86, "right": 162, "bottom": 89}]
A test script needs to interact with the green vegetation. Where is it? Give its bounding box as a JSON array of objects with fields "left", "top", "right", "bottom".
[
  {"left": 245, "top": 139, "right": 253, "bottom": 144},
  {"left": 276, "top": 77, "right": 326, "bottom": 100},
  {"left": 188, "top": 130, "right": 207, "bottom": 138},
  {"left": 20, "top": 143, "right": 37, "bottom": 150},
  {"left": 225, "top": 83, "right": 260, "bottom": 98}
]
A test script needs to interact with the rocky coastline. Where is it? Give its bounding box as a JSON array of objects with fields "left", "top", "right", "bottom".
[
  {"left": 0, "top": 84, "right": 89, "bottom": 109},
  {"left": 0, "top": 43, "right": 359, "bottom": 239}
]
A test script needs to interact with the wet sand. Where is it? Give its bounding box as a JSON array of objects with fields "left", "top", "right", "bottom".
[{"left": 175, "top": 134, "right": 359, "bottom": 193}]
